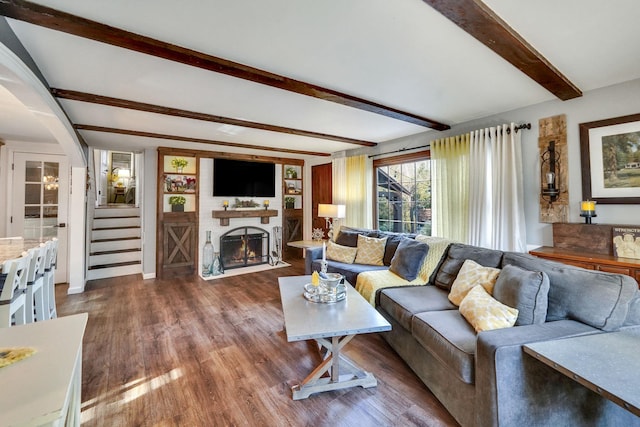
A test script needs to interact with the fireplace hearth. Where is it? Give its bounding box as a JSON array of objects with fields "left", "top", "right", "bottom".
[{"left": 220, "top": 227, "right": 270, "bottom": 270}]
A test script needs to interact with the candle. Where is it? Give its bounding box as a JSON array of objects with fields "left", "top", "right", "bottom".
[
  {"left": 223, "top": 200, "right": 229, "bottom": 207},
  {"left": 581, "top": 200, "right": 595, "bottom": 212},
  {"left": 264, "top": 200, "right": 269, "bottom": 207},
  {"left": 322, "top": 242, "right": 326, "bottom": 262}
]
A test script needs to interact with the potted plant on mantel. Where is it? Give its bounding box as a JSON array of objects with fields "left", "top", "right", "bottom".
[
  {"left": 169, "top": 195, "right": 186, "bottom": 212},
  {"left": 284, "top": 197, "right": 295, "bottom": 209}
]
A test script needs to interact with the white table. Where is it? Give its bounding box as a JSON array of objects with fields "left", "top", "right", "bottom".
[
  {"left": 0, "top": 313, "right": 88, "bottom": 426},
  {"left": 278, "top": 275, "right": 391, "bottom": 400}
]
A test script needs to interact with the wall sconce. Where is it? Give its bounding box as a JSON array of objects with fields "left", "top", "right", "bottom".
[
  {"left": 541, "top": 141, "right": 560, "bottom": 203},
  {"left": 318, "top": 204, "right": 346, "bottom": 240}
]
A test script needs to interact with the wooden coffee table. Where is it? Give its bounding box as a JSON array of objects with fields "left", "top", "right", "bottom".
[{"left": 278, "top": 275, "right": 391, "bottom": 400}]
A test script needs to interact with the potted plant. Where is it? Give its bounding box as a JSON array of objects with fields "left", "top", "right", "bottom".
[
  {"left": 284, "top": 196, "right": 295, "bottom": 209},
  {"left": 169, "top": 195, "right": 186, "bottom": 212},
  {"left": 171, "top": 157, "right": 188, "bottom": 173},
  {"left": 285, "top": 166, "right": 297, "bottom": 179}
]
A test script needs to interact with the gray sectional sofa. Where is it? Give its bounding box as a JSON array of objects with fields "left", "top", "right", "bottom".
[
  {"left": 377, "top": 242, "right": 640, "bottom": 427},
  {"left": 306, "top": 226, "right": 640, "bottom": 426}
]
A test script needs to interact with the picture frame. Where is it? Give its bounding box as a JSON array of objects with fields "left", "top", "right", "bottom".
[{"left": 579, "top": 113, "right": 640, "bottom": 204}]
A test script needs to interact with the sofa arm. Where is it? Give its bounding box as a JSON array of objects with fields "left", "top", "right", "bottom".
[
  {"left": 304, "top": 247, "right": 323, "bottom": 275},
  {"left": 474, "top": 320, "right": 615, "bottom": 427}
]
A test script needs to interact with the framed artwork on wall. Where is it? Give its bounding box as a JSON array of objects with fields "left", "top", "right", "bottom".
[{"left": 580, "top": 113, "right": 640, "bottom": 204}]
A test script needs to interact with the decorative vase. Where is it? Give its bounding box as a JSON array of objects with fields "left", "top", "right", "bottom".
[
  {"left": 171, "top": 204, "right": 184, "bottom": 212},
  {"left": 202, "top": 231, "right": 214, "bottom": 277},
  {"left": 176, "top": 166, "right": 183, "bottom": 174},
  {"left": 211, "top": 252, "right": 223, "bottom": 276}
]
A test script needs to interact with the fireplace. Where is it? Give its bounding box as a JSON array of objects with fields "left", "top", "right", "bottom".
[{"left": 219, "top": 227, "right": 270, "bottom": 270}]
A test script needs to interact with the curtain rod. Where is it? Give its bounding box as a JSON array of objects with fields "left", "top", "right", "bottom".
[{"left": 368, "top": 122, "right": 531, "bottom": 159}]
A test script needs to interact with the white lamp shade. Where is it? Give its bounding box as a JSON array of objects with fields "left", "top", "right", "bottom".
[
  {"left": 118, "top": 169, "right": 131, "bottom": 178},
  {"left": 318, "top": 204, "right": 346, "bottom": 219}
]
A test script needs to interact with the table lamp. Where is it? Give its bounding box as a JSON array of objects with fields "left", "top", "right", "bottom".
[{"left": 318, "top": 204, "right": 346, "bottom": 240}]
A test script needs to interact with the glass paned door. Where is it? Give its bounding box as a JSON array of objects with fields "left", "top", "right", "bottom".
[{"left": 11, "top": 153, "right": 69, "bottom": 283}]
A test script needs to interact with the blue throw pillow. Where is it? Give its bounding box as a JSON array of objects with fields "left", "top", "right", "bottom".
[{"left": 389, "top": 238, "right": 430, "bottom": 281}]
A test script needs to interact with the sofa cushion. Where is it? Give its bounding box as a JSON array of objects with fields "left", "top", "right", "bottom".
[
  {"left": 354, "top": 234, "right": 387, "bottom": 266},
  {"left": 459, "top": 285, "right": 518, "bottom": 332},
  {"left": 502, "top": 252, "right": 637, "bottom": 331},
  {"left": 492, "top": 264, "right": 550, "bottom": 326},
  {"left": 389, "top": 238, "right": 430, "bottom": 281},
  {"left": 335, "top": 226, "right": 378, "bottom": 247},
  {"left": 311, "top": 259, "right": 386, "bottom": 287},
  {"left": 326, "top": 240, "right": 358, "bottom": 264},
  {"left": 412, "top": 310, "right": 477, "bottom": 384},
  {"left": 381, "top": 233, "right": 416, "bottom": 266},
  {"left": 432, "top": 243, "right": 504, "bottom": 291},
  {"left": 378, "top": 285, "right": 455, "bottom": 331},
  {"left": 448, "top": 259, "right": 501, "bottom": 306}
]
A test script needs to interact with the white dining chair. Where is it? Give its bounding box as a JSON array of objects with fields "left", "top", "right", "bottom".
[
  {"left": 24, "top": 243, "right": 48, "bottom": 322},
  {"left": 0, "top": 252, "right": 32, "bottom": 327},
  {"left": 43, "top": 238, "right": 58, "bottom": 319}
]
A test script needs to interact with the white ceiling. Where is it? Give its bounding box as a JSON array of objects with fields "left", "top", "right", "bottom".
[{"left": 1, "top": 0, "right": 640, "bottom": 157}]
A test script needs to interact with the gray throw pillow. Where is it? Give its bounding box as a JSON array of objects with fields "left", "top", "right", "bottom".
[
  {"left": 492, "top": 264, "right": 550, "bottom": 325},
  {"left": 389, "top": 238, "right": 430, "bottom": 281}
]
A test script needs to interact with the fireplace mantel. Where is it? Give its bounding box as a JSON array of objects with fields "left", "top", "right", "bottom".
[{"left": 212, "top": 209, "right": 278, "bottom": 226}]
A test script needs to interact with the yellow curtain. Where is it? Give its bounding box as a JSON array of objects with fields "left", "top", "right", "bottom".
[
  {"left": 431, "top": 134, "right": 470, "bottom": 242},
  {"left": 332, "top": 155, "right": 372, "bottom": 230}
]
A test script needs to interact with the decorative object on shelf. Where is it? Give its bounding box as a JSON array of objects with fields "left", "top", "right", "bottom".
[
  {"left": 164, "top": 174, "right": 196, "bottom": 193},
  {"left": 271, "top": 226, "right": 283, "bottom": 265},
  {"left": 579, "top": 200, "right": 597, "bottom": 224},
  {"left": 284, "top": 197, "right": 295, "bottom": 209},
  {"left": 321, "top": 241, "right": 328, "bottom": 273},
  {"left": 541, "top": 141, "right": 560, "bottom": 203},
  {"left": 285, "top": 166, "right": 297, "bottom": 179},
  {"left": 318, "top": 203, "right": 346, "bottom": 240},
  {"left": 233, "top": 198, "right": 260, "bottom": 208},
  {"left": 287, "top": 183, "right": 297, "bottom": 194},
  {"left": 202, "top": 230, "right": 214, "bottom": 277},
  {"left": 312, "top": 228, "right": 324, "bottom": 241},
  {"left": 579, "top": 112, "right": 640, "bottom": 204},
  {"left": 211, "top": 252, "right": 223, "bottom": 275},
  {"left": 612, "top": 227, "right": 640, "bottom": 259},
  {"left": 223, "top": 200, "right": 229, "bottom": 211},
  {"left": 263, "top": 200, "right": 270, "bottom": 210},
  {"left": 171, "top": 157, "right": 188, "bottom": 173},
  {"left": 169, "top": 195, "right": 186, "bottom": 212}
]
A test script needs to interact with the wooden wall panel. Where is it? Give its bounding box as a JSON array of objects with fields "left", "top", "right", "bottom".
[{"left": 539, "top": 114, "right": 569, "bottom": 223}]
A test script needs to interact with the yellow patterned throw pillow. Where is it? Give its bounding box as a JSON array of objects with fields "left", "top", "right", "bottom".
[
  {"left": 448, "top": 259, "right": 501, "bottom": 306},
  {"left": 326, "top": 240, "right": 358, "bottom": 264},
  {"left": 459, "top": 285, "right": 519, "bottom": 332},
  {"left": 354, "top": 235, "right": 387, "bottom": 266}
]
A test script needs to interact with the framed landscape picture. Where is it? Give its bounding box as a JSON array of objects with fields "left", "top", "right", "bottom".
[{"left": 580, "top": 113, "right": 640, "bottom": 204}]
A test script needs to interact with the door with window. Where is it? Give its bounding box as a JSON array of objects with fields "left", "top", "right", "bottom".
[{"left": 11, "top": 153, "right": 69, "bottom": 283}]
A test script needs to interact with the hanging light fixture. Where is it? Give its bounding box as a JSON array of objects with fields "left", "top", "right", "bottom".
[{"left": 541, "top": 141, "right": 560, "bottom": 203}]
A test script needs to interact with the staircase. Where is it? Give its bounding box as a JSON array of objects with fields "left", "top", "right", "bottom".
[{"left": 87, "top": 206, "right": 142, "bottom": 280}]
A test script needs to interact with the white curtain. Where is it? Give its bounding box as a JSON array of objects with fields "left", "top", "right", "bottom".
[
  {"left": 468, "top": 124, "right": 526, "bottom": 251},
  {"left": 431, "top": 134, "right": 470, "bottom": 242},
  {"left": 332, "top": 155, "right": 373, "bottom": 230}
]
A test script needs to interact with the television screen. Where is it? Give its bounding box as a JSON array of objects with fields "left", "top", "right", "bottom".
[{"left": 213, "top": 158, "right": 276, "bottom": 197}]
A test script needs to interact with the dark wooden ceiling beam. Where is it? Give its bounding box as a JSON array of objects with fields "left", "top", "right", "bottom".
[
  {"left": 422, "top": 0, "right": 582, "bottom": 100},
  {"left": 1, "top": 0, "right": 450, "bottom": 131},
  {"left": 74, "top": 124, "right": 331, "bottom": 157},
  {"left": 51, "top": 88, "right": 376, "bottom": 147}
]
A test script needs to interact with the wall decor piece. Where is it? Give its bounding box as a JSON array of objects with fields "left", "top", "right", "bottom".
[
  {"left": 580, "top": 113, "right": 640, "bottom": 204},
  {"left": 612, "top": 226, "right": 640, "bottom": 259},
  {"left": 538, "top": 115, "right": 569, "bottom": 223}
]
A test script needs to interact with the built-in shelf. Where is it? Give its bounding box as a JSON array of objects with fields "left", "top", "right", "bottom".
[{"left": 212, "top": 209, "right": 278, "bottom": 226}]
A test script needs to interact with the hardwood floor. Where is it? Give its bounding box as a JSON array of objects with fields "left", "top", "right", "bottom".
[{"left": 56, "top": 259, "right": 459, "bottom": 426}]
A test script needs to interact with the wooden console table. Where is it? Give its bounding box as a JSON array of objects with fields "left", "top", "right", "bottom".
[
  {"left": 212, "top": 209, "right": 278, "bottom": 226},
  {"left": 529, "top": 246, "right": 640, "bottom": 286}
]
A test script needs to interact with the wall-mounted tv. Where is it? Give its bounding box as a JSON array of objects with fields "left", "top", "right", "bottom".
[{"left": 213, "top": 158, "right": 276, "bottom": 197}]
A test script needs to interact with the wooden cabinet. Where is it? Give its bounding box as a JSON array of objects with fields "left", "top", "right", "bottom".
[
  {"left": 282, "top": 162, "right": 304, "bottom": 259},
  {"left": 529, "top": 246, "right": 640, "bottom": 288},
  {"left": 157, "top": 149, "right": 199, "bottom": 278}
]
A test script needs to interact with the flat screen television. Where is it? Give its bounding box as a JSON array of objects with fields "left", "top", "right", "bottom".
[{"left": 213, "top": 158, "right": 276, "bottom": 197}]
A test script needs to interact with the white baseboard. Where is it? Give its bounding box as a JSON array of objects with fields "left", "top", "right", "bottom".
[{"left": 142, "top": 272, "right": 156, "bottom": 280}]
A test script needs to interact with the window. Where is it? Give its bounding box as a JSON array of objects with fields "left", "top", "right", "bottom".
[{"left": 374, "top": 151, "right": 431, "bottom": 235}]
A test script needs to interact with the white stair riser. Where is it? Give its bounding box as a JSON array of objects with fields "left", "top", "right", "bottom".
[
  {"left": 94, "top": 217, "right": 140, "bottom": 228},
  {"left": 91, "top": 239, "right": 141, "bottom": 252},
  {"left": 94, "top": 208, "right": 140, "bottom": 218},
  {"left": 87, "top": 264, "right": 142, "bottom": 281},
  {"left": 89, "top": 251, "right": 141, "bottom": 267},
  {"left": 92, "top": 228, "right": 141, "bottom": 240}
]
